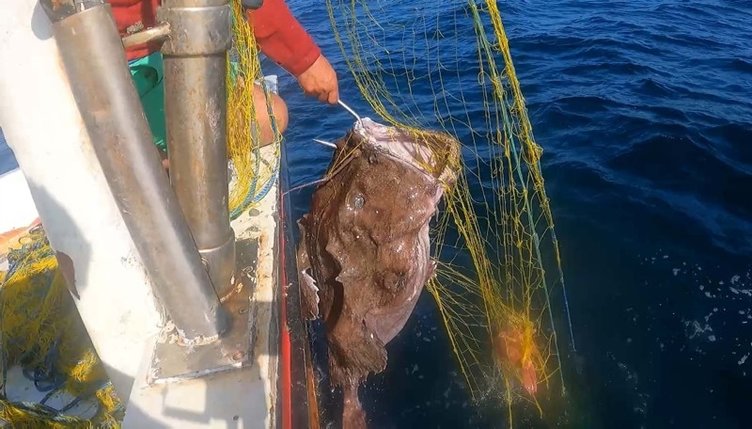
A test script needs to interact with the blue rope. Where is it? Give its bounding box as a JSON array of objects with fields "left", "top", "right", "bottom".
[{"left": 229, "top": 153, "right": 279, "bottom": 220}]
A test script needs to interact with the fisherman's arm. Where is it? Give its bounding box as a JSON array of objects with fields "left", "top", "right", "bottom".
[{"left": 246, "top": 0, "right": 339, "bottom": 104}]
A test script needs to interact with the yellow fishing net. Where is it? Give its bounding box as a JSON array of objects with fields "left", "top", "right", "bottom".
[
  {"left": 227, "top": 0, "right": 284, "bottom": 219},
  {"left": 0, "top": 226, "right": 122, "bottom": 428},
  {"left": 323, "top": 0, "right": 576, "bottom": 426},
  {"left": 0, "top": 1, "right": 274, "bottom": 425}
]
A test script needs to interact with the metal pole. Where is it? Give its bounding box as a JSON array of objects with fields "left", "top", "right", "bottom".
[
  {"left": 122, "top": 22, "right": 171, "bottom": 49},
  {"left": 158, "top": 0, "right": 237, "bottom": 299},
  {"left": 41, "top": 0, "right": 229, "bottom": 343}
]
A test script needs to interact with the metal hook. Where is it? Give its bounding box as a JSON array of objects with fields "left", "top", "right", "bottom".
[
  {"left": 313, "top": 139, "right": 337, "bottom": 149},
  {"left": 337, "top": 100, "right": 362, "bottom": 123}
]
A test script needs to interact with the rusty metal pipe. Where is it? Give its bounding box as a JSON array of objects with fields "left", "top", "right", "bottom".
[
  {"left": 158, "top": 0, "right": 236, "bottom": 298},
  {"left": 122, "top": 22, "right": 171, "bottom": 49},
  {"left": 42, "top": 0, "right": 229, "bottom": 342}
]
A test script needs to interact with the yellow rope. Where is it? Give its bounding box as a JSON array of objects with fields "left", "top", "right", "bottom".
[
  {"left": 1, "top": 228, "right": 122, "bottom": 427},
  {"left": 227, "top": 0, "right": 283, "bottom": 218}
]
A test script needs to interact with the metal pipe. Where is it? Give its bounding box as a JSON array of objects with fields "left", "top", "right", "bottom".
[
  {"left": 122, "top": 22, "right": 171, "bottom": 49},
  {"left": 157, "top": 0, "right": 236, "bottom": 299},
  {"left": 43, "top": 0, "right": 229, "bottom": 342}
]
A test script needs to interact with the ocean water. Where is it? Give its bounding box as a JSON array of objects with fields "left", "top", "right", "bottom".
[
  {"left": 278, "top": 1, "right": 752, "bottom": 428},
  {"left": 1, "top": 0, "right": 751, "bottom": 427}
]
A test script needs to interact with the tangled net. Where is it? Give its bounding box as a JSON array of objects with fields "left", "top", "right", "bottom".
[
  {"left": 324, "top": 0, "right": 576, "bottom": 426},
  {"left": 227, "top": 0, "right": 284, "bottom": 219},
  {"left": 0, "top": 226, "right": 122, "bottom": 428}
]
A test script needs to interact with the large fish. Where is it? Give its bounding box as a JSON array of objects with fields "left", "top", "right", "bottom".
[{"left": 296, "top": 118, "right": 460, "bottom": 428}]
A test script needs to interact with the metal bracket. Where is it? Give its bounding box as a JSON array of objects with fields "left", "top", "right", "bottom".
[
  {"left": 147, "top": 285, "right": 253, "bottom": 384},
  {"left": 147, "top": 236, "right": 260, "bottom": 384}
]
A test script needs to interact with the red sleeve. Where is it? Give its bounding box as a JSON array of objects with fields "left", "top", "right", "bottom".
[{"left": 247, "top": 0, "right": 322, "bottom": 77}]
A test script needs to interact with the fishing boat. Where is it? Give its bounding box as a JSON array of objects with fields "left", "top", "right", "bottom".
[{"left": 0, "top": 1, "right": 314, "bottom": 427}]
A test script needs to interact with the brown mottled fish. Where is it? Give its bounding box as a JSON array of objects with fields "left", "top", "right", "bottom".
[{"left": 296, "top": 118, "right": 459, "bottom": 428}]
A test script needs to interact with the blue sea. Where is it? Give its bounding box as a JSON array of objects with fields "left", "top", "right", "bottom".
[
  {"left": 2, "top": 0, "right": 751, "bottom": 427},
  {"left": 279, "top": 1, "right": 752, "bottom": 428}
]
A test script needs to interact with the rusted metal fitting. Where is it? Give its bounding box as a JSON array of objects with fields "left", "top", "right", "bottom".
[{"left": 157, "top": 1, "right": 232, "bottom": 57}]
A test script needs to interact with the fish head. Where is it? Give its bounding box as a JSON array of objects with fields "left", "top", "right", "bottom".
[{"left": 339, "top": 118, "right": 461, "bottom": 190}]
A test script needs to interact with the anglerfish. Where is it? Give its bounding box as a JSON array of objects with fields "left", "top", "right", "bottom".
[{"left": 296, "top": 118, "right": 460, "bottom": 428}]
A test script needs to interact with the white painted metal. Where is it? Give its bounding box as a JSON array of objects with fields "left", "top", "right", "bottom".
[
  {"left": 0, "top": 169, "right": 38, "bottom": 233},
  {"left": 0, "top": 0, "right": 162, "bottom": 403},
  {"left": 125, "top": 154, "right": 280, "bottom": 428}
]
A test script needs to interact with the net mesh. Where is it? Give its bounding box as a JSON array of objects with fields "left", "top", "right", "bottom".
[
  {"left": 323, "top": 0, "right": 575, "bottom": 425},
  {"left": 227, "top": 0, "right": 284, "bottom": 219},
  {"left": 0, "top": 226, "right": 123, "bottom": 428}
]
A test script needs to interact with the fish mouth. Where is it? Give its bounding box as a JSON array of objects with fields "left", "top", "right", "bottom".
[{"left": 348, "top": 118, "right": 461, "bottom": 187}]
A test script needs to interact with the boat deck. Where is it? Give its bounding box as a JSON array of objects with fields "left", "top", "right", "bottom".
[
  {"left": 0, "top": 144, "right": 302, "bottom": 428},
  {"left": 125, "top": 146, "right": 281, "bottom": 427}
]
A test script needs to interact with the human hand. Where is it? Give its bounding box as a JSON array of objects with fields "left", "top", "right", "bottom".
[{"left": 297, "top": 54, "right": 339, "bottom": 104}]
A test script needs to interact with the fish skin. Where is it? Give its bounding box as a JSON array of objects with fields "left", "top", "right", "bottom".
[{"left": 296, "top": 119, "right": 459, "bottom": 428}]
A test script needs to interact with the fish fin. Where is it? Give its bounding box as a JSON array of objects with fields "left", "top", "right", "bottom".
[
  {"left": 328, "top": 315, "right": 388, "bottom": 383},
  {"left": 295, "top": 216, "right": 310, "bottom": 273},
  {"left": 300, "top": 267, "right": 320, "bottom": 319},
  {"left": 296, "top": 215, "right": 319, "bottom": 319}
]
